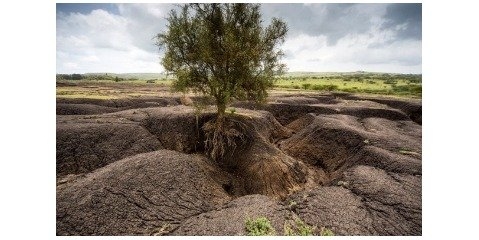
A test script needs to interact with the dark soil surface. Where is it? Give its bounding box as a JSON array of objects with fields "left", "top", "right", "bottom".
[
  {"left": 57, "top": 150, "right": 231, "bottom": 235},
  {"left": 57, "top": 96, "right": 180, "bottom": 115},
  {"left": 57, "top": 92, "right": 421, "bottom": 236}
]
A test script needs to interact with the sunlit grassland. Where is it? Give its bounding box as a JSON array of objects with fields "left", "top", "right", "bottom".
[
  {"left": 56, "top": 72, "right": 421, "bottom": 99},
  {"left": 273, "top": 72, "right": 421, "bottom": 97}
]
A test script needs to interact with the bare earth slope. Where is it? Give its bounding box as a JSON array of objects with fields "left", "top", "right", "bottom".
[
  {"left": 56, "top": 92, "right": 421, "bottom": 236},
  {"left": 56, "top": 150, "right": 231, "bottom": 235}
]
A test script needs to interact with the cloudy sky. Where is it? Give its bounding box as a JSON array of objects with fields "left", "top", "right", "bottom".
[{"left": 56, "top": 3, "right": 421, "bottom": 74}]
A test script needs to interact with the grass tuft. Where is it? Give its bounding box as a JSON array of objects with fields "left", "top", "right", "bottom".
[{"left": 245, "top": 217, "right": 275, "bottom": 236}]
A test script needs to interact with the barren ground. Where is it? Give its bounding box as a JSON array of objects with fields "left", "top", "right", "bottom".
[{"left": 56, "top": 85, "right": 421, "bottom": 236}]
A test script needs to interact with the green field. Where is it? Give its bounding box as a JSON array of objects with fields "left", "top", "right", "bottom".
[
  {"left": 56, "top": 72, "right": 421, "bottom": 98},
  {"left": 273, "top": 72, "right": 421, "bottom": 97}
]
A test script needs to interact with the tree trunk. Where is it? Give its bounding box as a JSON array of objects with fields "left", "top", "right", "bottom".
[{"left": 216, "top": 101, "right": 226, "bottom": 121}]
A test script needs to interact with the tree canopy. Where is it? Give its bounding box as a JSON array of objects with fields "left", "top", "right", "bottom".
[{"left": 156, "top": 3, "right": 288, "bottom": 117}]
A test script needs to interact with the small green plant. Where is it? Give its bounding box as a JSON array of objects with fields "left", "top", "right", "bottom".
[
  {"left": 283, "top": 217, "right": 315, "bottom": 236},
  {"left": 245, "top": 217, "right": 275, "bottom": 236},
  {"left": 295, "top": 218, "right": 314, "bottom": 236},
  {"left": 229, "top": 108, "right": 236, "bottom": 114},
  {"left": 320, "top": 227, "right": 334, "bottom": 236},
  {"left": 284, "top": 224, "right": 294, "bottom": 236}
]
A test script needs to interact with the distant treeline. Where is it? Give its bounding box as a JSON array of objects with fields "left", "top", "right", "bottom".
[
  {"left": 56, "top": 73, "right": 137, "bottom": 82},
  {"left": 277, "top": 73, "right": 422, "bottom": 83}
]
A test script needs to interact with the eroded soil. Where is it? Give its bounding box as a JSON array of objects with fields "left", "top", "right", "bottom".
[{"left": 56, "top": 91, "right": 421, "bottom": 236}]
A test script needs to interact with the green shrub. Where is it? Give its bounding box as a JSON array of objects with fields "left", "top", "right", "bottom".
[
  {"left": 295, "top": 219, "right": 314, "bottom": 236},
  {"left": 146, "top": 79, "right": 156, "bottom": 83},
  {"left": 245, "top": 217, "right": 275, "bottom": 236},
  {"left": 392, "top": 84, "right": 422, "bottom": 95},
  {"left": 284, "top": 224, "right": 294, "bottom": 236},
  {"left": 302, "top": 83, "right": 312, "bottom": 89},
  {"left": 284, "top": 217, "right": 315, "bottom": 236},
  {"left": 384, "top": 79, "right": 397, "bottom": 85}
]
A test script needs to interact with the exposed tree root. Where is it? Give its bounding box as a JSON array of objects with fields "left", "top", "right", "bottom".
[{"left": 203, "top": 115, "right": 250, "bottom": 163}]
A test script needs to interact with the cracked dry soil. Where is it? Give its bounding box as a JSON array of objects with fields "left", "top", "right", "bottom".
[{"left": 56, "top": 92, "right": 421, "bottom": 236}]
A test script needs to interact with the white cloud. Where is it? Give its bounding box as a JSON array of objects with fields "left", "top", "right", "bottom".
[
  {"left": 80, "top": 55, "right": 100, "bottom": 63},
  {"left": 281, "top": 25, "right": 421, "bottom": 73},
  {"left": 57, "top": 3, "right": 421, "bottom": 74},
  {"left": 56, "top": 5, "right": 169, "bottom": 73}
]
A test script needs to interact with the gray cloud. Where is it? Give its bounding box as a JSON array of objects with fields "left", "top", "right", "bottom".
[
  {"left": 57, "top": 3, "right": 421, "bottom": 74},
  {"left": 382, "top": 3, "right": 422, "bottom": 40},
  {"left": 117, "top": 3, "right": 172, "bottom": 53},
  {"left": 261, "top": 3, "right": 388, "bottom": 45}
]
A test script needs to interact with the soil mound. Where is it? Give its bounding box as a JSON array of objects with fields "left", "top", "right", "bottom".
[
  {"left": 280, "top": 114, "right": 421, "bottom": 183},
  {"left": 56, "top": 92, "right": 422, "bottom": 236},
  {"left": 57, "top": 150, "right": 231, "bottom": 236},
  {"left": 286, "top": 165, "right": 421, "bottom": 235},
  {"left": 285, "top": 113, "right": 316, "bottom": 132},
  {"left": 231, "top": 131, "right": 308, "bottom": 198},
  {"left": 57, "top": 106, "right": 309, "bottom": 199},
  {"left": 56, "top": 118, "right": 161, "bottom": 176},
  {"left": 270, "top": 94, "right": 340, "bottom": 105},
  {"left": 141, "top": 106, "right": 309, "bottom": 198},
  {"left": 232, "top": 101, "right": 409, "bottom": 126},
  {"left": 56, "top": 103, "right": 118, "bottom": 115},
  {"left": 273, "top": 96, "right": 321, "bottom": 105},
  {"left": 172, "top": 194, "right": 290, "bottom": 235},
  {"left": 199, "top": 110, "right": 309, "bottom": 199},
  {"left": 137, "top": 106, "right": 213, "bottom": 153},
  {"left": 56, "top": 97, "right": 180, "bottom": 115},
  {"left": 333, "top": 94, "right": 422, "bottom": 125},
  {"left": 279, "top": 111, "right": 421, "bottom": 235}
]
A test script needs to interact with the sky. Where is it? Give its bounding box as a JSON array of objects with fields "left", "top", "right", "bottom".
[{"left": 56, "top": 3, "right": 422, "bottom": 74}]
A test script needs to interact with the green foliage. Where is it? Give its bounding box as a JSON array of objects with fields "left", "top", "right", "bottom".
[
  {"left": 146, "top": 79, "right": 156, "bottom": 83},
  {"left": 311, "top": 84, "right": 338, "bottom": 91},
  {"left": 384, "top": 79, "right": 397, "bottom": 85},
  {"left": 296, "top": 219, "right": 315, "bottom": 236},
  {"left": 245, "top": 217, "right": 275, "bottom": 236},
  {"left": 273, "top": 72, "right": 422, "bottom": 97},
  {"left": 229, "top": 107, "right": 236, "bottom": 114},
  {"left": 284, "top": 224, "right": 294, "bottom": 236},
  {"left": 320, "top": 227, "right": 335, "bottom": 236},
  {"left": 56, "top": 73, "right": 84, "bottom": 80},
  {"left": 284, "top": 217, "right": 315, "bottom": 236},
  {"left": 156, "top": 3, "right": 288, "bottom": 117},
  {"left": 392, "top": 84, "right": 422, "bottom": 95}
]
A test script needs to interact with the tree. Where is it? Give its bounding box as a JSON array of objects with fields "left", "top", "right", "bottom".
[{"left": 156, "top": 3, "right": 287, "bottom": 119}]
